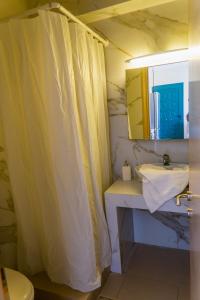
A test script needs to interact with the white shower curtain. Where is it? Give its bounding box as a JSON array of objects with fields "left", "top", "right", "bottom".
[{"left": 0, "top": 10, "right": 111, "bottom": 292}]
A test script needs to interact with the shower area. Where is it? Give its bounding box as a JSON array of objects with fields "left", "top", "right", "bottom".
[{"left": 0, "top": 3, "right": 112, "bottom": 293}]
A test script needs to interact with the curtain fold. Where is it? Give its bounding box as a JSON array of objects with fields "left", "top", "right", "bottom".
[{"left": 0, "top": 10, "right": 111, "bottom": 292}]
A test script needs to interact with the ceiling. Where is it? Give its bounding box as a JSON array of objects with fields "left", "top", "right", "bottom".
[
  {"left": 26, "top": 0, "right": 188, "bottom": 24},
  {"left": 148, "top": 0, "right": 188, "bottom": 24},
  {"left": 0, "top": 0, "right": 188, "bottom": 25}
]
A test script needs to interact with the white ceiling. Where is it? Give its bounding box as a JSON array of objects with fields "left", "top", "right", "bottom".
[
  {"left": 148, "top": 0, "right": 188, "bottom": 24},
  {"left": 78, "top": 0, "right": 188, "bottom": 25},
  {"left": 26, "top": 0, "right": 188, "bottom": 24}
]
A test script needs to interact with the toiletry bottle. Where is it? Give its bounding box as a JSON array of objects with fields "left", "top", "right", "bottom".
[{"left": 122, "top": 161, "right": 132, "bottom": 181}]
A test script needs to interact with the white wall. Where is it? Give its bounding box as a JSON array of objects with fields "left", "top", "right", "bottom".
[
  {"left": 90, "top": 4, "right": 189, "bottom": 249},
  {"left": 133, "top": 209, "right": 189, "bottom": 250}
]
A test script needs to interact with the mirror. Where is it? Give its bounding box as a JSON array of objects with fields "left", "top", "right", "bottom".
[{"left": 126, "top": 61, "right": 189, "bottom": 140}]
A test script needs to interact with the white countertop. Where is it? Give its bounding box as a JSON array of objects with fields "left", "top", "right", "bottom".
[
  {"left": 105, "top": 179, "right": 142, "bottom": 195},
  {"left": 105, "top": 179, "right": 188, "bottom": 213}
]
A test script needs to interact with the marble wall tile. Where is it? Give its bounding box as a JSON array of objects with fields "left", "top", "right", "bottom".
[
  {"left": 90, "top": 4, "right": 189, "bottom": 249},
  {"left": 133, "top": 210, "right": 189, "bottom": 250},
  {"left": 0, "top": 132, "right": 17, "bottom": 268},
  {"left": 91, "top": 8, "right": 189, "bottom": 173}
]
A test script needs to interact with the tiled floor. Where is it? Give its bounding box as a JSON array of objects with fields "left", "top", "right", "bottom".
[
  {"left": 31, "top": 272, "right": 97, "bottom": 300},
  {"left": 98, "top": 244, "right": 190, "bottom": 300},
  {"left": 30, "top": 268, "right": 109, "bottom": 300}
]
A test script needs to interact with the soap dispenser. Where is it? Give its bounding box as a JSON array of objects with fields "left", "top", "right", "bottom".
[{"left": 122, "top": 161, "right": 132, "bottom": 181}]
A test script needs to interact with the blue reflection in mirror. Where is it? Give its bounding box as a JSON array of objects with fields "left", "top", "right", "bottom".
[{"left": 152, "top": 83, "right": 184, "bottom": 139}]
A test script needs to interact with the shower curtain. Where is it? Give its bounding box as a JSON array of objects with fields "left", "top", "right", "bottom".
[{"left": 0, "top": 11, "right": 111, "bottom": 292}]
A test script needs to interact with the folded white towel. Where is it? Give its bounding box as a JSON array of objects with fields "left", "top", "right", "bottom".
[{"left": 137, "top": 164, "right": 189, "bottom": 213}]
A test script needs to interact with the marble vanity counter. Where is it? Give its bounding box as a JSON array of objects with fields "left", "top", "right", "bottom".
[
  {"left": 105, "top": 180, "right": 188, "bottom": 214},
  {"left": 105, "top": 180, "right": 188, "bottom": 273}
]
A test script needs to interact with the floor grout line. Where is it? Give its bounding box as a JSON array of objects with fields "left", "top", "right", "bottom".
[{"left": 100, "top": 244, "right": 189, "bottom": 300}]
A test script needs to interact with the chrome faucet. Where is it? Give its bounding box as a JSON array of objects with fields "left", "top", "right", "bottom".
[
  {"left": 176, "top": 193, "right": 188, "bottom": 206},
  {"left": 176, "top": 191, "right": 192, "bottom": 206},
  {"left": 163, "top": 154, "right": 170, "bottom": 166}
]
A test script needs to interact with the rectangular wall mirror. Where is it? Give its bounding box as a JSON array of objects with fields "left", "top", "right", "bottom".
[{"left": 126, "top": 61, "right": 189, "bottom": 140}]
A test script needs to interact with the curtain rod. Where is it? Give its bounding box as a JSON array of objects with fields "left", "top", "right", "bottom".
[{"left": 12, "top": 2, "right": 109, "bottom": 47}]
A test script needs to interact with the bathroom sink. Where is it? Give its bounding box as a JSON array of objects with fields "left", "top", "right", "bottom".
[
  {"left": 135, "top": 163, "right": 189, "bottom": 179},
  {"left": 135, "top": 163, "right": 189, "bottom": 213}
]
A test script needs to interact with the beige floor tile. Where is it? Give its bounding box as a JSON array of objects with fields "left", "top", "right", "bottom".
[
  {"left": 178, "top": 284, "right": 190, "bottom": 300},
  {"left": 33, "top": 245, "right": 190, "bottom": 300},
  {"left": 98, "top": 273, "right": 125, "bottom": 299},
  {"left": 118, "top": 275, "right": 178, "bottom": 300},
  {"left": 127, "top": 244, "right": 190, "bottom": 286},
  {"left": 30, "top": 272, "right": 97, "bottom": 300},
  {"left": 35, "top": 288, "right": 63, "bottom": 300}
]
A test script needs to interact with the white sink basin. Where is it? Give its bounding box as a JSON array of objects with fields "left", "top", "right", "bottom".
[
  {"left": 134, "top": 163, "right": 189, "bottom": 213},
  {"left": 135, "top": 163, "right": 189, "bottom": 180}
]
